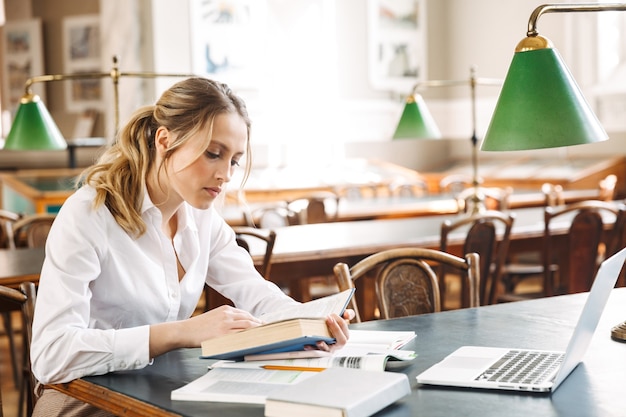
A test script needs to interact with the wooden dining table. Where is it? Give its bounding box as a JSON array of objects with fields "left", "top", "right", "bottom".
[
  {"left": 0, "top": 204, "right": 619, "bottom": 319},
  {"left": 0, "top": 247, "right": 44, "bottom": 288},
  {"left": 239, "top": 204, "right": 620, "bottom": 318},
  {"left": 219, "top": 188, "right": 604, "bottom": 226}
]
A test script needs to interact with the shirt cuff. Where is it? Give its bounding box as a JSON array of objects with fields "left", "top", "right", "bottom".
[{"left": 112, "top": 325, "right": 151, "bottom": 371}]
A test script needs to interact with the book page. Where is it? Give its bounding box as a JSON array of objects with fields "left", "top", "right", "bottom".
[
  {"left": 213, "top": 349, "right": 416, "bottom": 372},
  {"left": 259, "top": 288, "right": 354, "bottom": 324},
  {"left": 212, "top": 355, "right": 390, "bottom": 371},
  {"left": 171, "top": 367, "right": 315, "bottom": 404},
  {"left": 344, "top": 330, "right": 416, "bottom": 351}
]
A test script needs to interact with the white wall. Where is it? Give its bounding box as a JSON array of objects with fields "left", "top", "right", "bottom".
[{"left": 2, "top": 0, "right": 624, "bottom": 171}]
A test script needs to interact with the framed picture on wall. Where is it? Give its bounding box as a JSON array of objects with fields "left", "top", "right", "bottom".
[
  {"left": 189, "top": 0, "right": 266, "bottom": 90},
  {"left": 1, "top": 18, "right": 46, "bottom": 114},
  {"left": 62, "top": 14, "right": 104, "bottom": 112},
  {"left": 367, "top": 0, "right": 427, "bottom": 93}
]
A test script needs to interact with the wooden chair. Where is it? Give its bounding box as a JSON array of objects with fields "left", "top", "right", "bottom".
[
  {"left": 333, "top": 248, "right": 480, "bottom": 322},
  {"left": 0, "top": 209, "right": 21, "bottom": 249},
  {"left": 0, "top": 282, "right": 37, "bottom": 417},
  {"left": 245, "top": 194, "right": 340, "bottom": 301},
  {"left": 499, "top": 200, "right": 626, "bottom": 301},
  {"left": 542, "top": 182, "right": 564, "bottom": 207},
  {"left": 0, "top": 210, "right": 22, "bottom": 390},
  {"left": 247, "top": 205, "right": 301, "bottom": 228},
  {"left": 287, "top": 191, "right": 340, "bottom": 224},
  {"left": 336, "top": 184, "right": 379, "bottom": 200},
  {"left": 204, "top": 227, "right": 277, "bottom": 311},
  {"left": 598, "top": 174, "right": 617, "bottom": 201},
  {"left": 455, "top": 186, "right": 512, "bottom": 213},
  {"left": 388, "top": 179, "right": 429, "bottom": 198},
  {"left": 12, "top": 213, "right": 57, "bottom": 248},
  {"left": 1, "top": 212, "right": 50, "bottom": 398},
  {"left": 439, "top": 174, "right": 473, "bottom": 197},
  {"left": 497, "top": 182, "right": 563, "bottom": 300},
  {"left": 287, "top": 192, "right": 342, "bottom": 300},
  {"left": 440, "top": 210, "right": 515, "bottom": 306}
]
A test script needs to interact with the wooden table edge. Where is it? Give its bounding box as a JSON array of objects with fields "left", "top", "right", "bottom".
[{"left": 48, "top": 380, "right": 183, "bottom": 417}]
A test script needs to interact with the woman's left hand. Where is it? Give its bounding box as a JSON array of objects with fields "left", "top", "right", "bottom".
[{"left": 310, "top": 309, "right": 356, "bottom": 352}]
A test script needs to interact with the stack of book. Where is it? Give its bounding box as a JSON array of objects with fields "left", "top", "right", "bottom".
[{"left": 172, "top": 290, "right": 415, "bottom": 415}]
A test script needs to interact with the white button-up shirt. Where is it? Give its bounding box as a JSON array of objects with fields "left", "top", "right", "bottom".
[{"left": 31, "top": 186, "right": 298, "bottom": 384}]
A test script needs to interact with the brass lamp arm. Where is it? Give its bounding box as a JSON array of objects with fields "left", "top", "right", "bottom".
[
  {"left": 527, "top": 3, "right": 626, "bottom": 37},
  {"left": 403, "top": 67, "right": 503, "bottom": 214},
  {"left": 23, "top": 55, "right": 196, "bottom": 134},
  {"left": 24, "top": 72, "right": 112, "bottom": 95},
  {"left": 24, "top": 70, "right": 195, "bottom": 94},
  {"left": 410, "top": 74, "right": 502, "bottom": 96}
]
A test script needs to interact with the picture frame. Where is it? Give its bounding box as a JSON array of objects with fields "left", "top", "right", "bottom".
[
  {"left": 1, "top": 18, "right": 46, "bottom": 114},
  {"left": 189, "top": 0, "right": 266, "bottom": 90},
  {"left": 62, "top": 14, "right": 104, "bottom": 112},
  {"left": 367, "top": 0, "right": 427, "bottom": 93}
]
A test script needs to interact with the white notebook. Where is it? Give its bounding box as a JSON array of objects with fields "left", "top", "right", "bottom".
[{"left": 417, "top": 247, "right": 626, "bottom": 393}]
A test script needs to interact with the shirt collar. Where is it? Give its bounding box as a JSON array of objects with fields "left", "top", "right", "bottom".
[{"left": 140, "top": 187, "right": 198, "bottom": 235}]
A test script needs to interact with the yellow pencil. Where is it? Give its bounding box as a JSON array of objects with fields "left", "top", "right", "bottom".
[{"left": 262, "top": 365, "right": 326, "bottom": 372}]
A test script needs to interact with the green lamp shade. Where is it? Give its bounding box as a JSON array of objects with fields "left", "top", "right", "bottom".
[
  {"left": 481, "top": 47, "right": 608, "bottom": 151},
  {"left": 3, "top": 95, "right": 67, "bottom": 150},
  {"left": 392, "top": 94, "right": 442, "bottom": 139}
]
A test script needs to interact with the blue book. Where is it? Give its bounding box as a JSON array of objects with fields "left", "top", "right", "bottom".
[{"left": 200, "top": 289, "right": 354, "bottom": 361}]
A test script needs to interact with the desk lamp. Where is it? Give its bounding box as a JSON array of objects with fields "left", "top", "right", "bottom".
[
  {"left": 478, "top": 2, "right": 626, "bottom": 342},
  {"left": 393, "top": 66, "right": 502, "bottom": 213},
  {"left": 3, "top": 55, "right": 194, "bottom": 151}
]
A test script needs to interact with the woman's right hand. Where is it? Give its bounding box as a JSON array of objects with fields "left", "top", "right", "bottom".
[
  {"left": 187, "top": 305, "right": 264, "bottom": 345},
  {"left": 149, "top": 305, "right": 263, "bottom": 358}
]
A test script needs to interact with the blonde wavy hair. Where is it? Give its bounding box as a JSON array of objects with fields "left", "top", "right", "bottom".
[{"left": 79, "top": 77, "right": 252, "bottom": 238}]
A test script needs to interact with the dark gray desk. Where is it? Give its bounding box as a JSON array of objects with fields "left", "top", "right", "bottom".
[
  {"left": 0, "top": 247, "right": 44, "bottom": 287},
  {"left": 51, "top": 288, "right": 626, "bottom": 417}
]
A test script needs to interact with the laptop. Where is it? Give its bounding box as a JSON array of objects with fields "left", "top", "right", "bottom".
[{"left": 416, "top": 246, "right": 626, "bottom": 393}]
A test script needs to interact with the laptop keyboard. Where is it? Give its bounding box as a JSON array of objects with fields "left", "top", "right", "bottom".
[{"left": 475, "top": 350, "right": 564, "bottom": 385}]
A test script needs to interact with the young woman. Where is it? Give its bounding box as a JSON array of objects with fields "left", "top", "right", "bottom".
[{"left": 30, "top": 77, "right": 353, "bottom": 416}]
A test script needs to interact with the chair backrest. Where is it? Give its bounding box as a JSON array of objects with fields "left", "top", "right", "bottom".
[
  {"left": 12, "top": 213, "right": 56, "bottom": 248},
  {"left": 440, "top": 210, "right": 515, "bottom": 306},
  {"left": 543, "top": 200, "right": 626, "bottom": 295},
  {"left": 541, "top": 182, "right": 565, "bottom": 207},
  {"left": 249, "top": 205, "right": 300, "bottom": 228},
  {"left": 232, "top": 226, "right": 277, "bottom": 278},
  {"left": 388, "top": 180, "right": 429, "bottom": 198},
  {"left": 204, "top": 227, "right": 277, "bottom": 311},
  {"left": 336, "top": 184, "right": 379, "bottom": 200},
  {"left": 0, "top": 282, "right": 37, "bottom": 416},
  {"left": 333, "top": 248, "right": 480, "bottom": 322},
  {"left": 0, "top": 209, "right": 21, "bottom": 250},
  {"left": 287, "top": 192, "right": 340, "bottom": 224},
  {"left": 455, "top": 186, "right": 512, "bottom": 213},
  {"left": 439, "top": 174, "right": 474, "bottom": 197},
  {"left": 598, "top": 174, "right": 617, "bottom": 201}
]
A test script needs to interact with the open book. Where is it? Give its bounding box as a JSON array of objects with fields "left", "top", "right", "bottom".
[
  {"left": 200, "top": 289, "right": 354, "bottom": 360},
  {"left": 173, "top": 328, "right": 416, "bottom": 404},
  {"left": 213, "top": 330, "right": 417, "bottom": 372}
]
